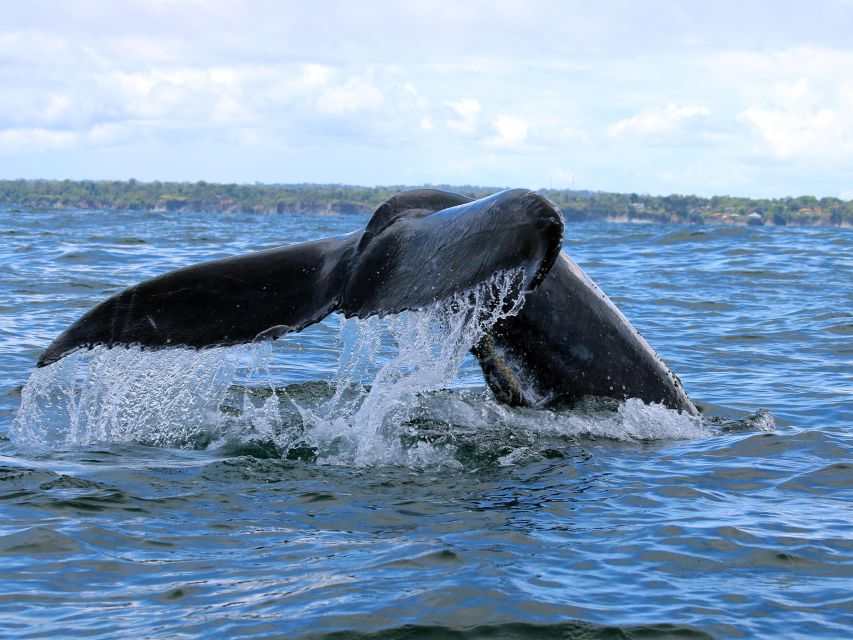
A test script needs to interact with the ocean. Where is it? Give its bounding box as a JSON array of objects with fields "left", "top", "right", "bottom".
[{"left": 0, "top": 205, "right": 850, "bottom": 639}]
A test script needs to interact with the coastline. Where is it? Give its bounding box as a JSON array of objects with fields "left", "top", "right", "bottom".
[{"left": 1, "top": 179, "right": 851, "bottom": 227}]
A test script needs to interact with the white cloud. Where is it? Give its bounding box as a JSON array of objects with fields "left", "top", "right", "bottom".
[
  {"left": 739, "top": 104, "right": 848, "bottom": 159},
  {"left": 736, "top": 77, "right": 853, "bottom": 160},
  {"left": 486, "top": 115, "right": 529, "bottom": 149},
  {"left": 710, "top": 47, "right": 853, "bottom": 93},
  {"left": 444, "top": 99, "right": 482, "bottom": 134},
  {"left": 316, "top": 77, "right": 383, "bottom": 116},
  {"left": 101, "top": 35, "right": 186, "bottom": 64},
  {"left": 690, "top": 48, "right": 853, "bottom": 164},
  {"left": 607, "top": 103, "right": 710, "bottom": 140},
  {"left": 3, "top": 5, "right": 853, "bottom": 196},
  {"left": 0, "top": 127, "right": 76, "bottom": 152},
  {"left": 298, "top": 64, "right": 332, "bottom": 89},
  {"left": 85, "top": 122, "right": 138, "bottom": 146}
]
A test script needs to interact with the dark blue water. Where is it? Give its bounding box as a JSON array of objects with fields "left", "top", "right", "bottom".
[{"left": 0, "top": 206, "right": 850, "bottom": 639}]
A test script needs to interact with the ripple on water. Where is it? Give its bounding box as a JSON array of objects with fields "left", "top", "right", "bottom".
[
  {"left": 1, "top": 212, "right": 851, "bottom": 639},
  {"left": 0, "top": 525, "right": 84, "bottom": 555}
]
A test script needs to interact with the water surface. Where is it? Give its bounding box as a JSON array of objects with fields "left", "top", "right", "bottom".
[{"left": 0, "top": 206, "right": 851, "bottom": 639}]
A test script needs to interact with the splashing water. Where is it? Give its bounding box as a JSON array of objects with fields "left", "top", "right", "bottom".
[
  {"left": 11, "top": 345, "right": 243, "bottom": 448},
  {"left": 12, "top": 268, "right": 721, "bottom": 465},
  {"left": 302, "top": 269, "right": 527, "bottom": 466},
  {"left": 12, "top": 271, "right": 522, "bottom": 455}
]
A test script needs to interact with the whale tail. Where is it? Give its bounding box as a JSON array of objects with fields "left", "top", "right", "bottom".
[{"left": 38, "top": 189, "right": 564, "bottom": 367}]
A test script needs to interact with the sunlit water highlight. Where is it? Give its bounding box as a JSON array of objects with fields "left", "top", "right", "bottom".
[{"left": 0, "top": 206, "right": 850, "bottom": 639}]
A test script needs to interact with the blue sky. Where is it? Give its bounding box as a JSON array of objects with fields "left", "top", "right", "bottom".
[{"left": 2, "top": 0, "right": 852, "bottom": 198}]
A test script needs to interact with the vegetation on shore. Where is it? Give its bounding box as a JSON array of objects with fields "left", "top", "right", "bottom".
[{"left": 1, "top": 179, "right": 850, "bottom": 226}]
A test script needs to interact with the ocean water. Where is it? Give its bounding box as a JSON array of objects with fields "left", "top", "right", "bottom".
[{"left": 0, "top": 205, "right": 850, "bottom": 639}]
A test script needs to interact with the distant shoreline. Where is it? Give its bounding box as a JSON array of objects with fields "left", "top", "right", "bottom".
[{"left": 1, "top": 179, "right": 850, "bottom": 227}]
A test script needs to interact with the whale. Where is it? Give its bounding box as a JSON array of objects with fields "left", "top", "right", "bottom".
[{"left": 37, "top": 188, "right": 696, "bottom": 415}]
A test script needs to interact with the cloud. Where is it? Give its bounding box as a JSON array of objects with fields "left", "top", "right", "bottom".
[
  {"left": 710, "top": 47, "right": 853, "bottom": 93},
  {"left": 3, "top": 5, "right": 853, "bottom": 196},
  {"left": 699, "top": 48, "right": 853, "bottom": 163},
  {"left": 444, "top": 99, "right": 482, "bottom": 134},
  {"left": 735, "top": 77, "right": 853, "bottom": 161},
  {"left": 486, "top": 115, "right": 529, "bottom": 149},
  {"left": 298, "top": 64, "right": 333, "bottom": 89},
  {"left": 0, "top": 127, "right": 76, "bottom": 152},
  {"left": 607, "top": 103, "right": 710, "bottom": 141},
  {"left": 316, "top": 77, "right": 383, "bottom": 116}
]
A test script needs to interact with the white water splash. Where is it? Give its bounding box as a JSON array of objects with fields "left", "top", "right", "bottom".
[
  {"left": 11, "top": 345, "right": 243, "bottom": 448},
  {"left": 299, "top": 269, "right": 527, "bottom": 466},
  {"left": 13, "top": 267, "right": 716, "bottom": 466},
  {"left": 12, "top": 270, "right": 525, "bottom": 456},
  {"left": 413, "top": 392, "right": 710, "bottom": 443}
]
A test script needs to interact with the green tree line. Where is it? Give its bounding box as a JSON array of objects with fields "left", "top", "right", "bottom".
[{"left": 0, "top": 179, "right": 850, "bottom": 226}]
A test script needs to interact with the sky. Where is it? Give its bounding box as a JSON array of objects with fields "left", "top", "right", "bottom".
[{"left": 1, "top": 0, "right": 852, "bottom": 198}]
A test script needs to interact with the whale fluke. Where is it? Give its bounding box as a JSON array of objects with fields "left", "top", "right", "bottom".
[
  {"left": 37, "top": 187, "right": 696, "bottom": 416},
  {"left": 38, "top": 189, "right": 564, "bottom": 367}
]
